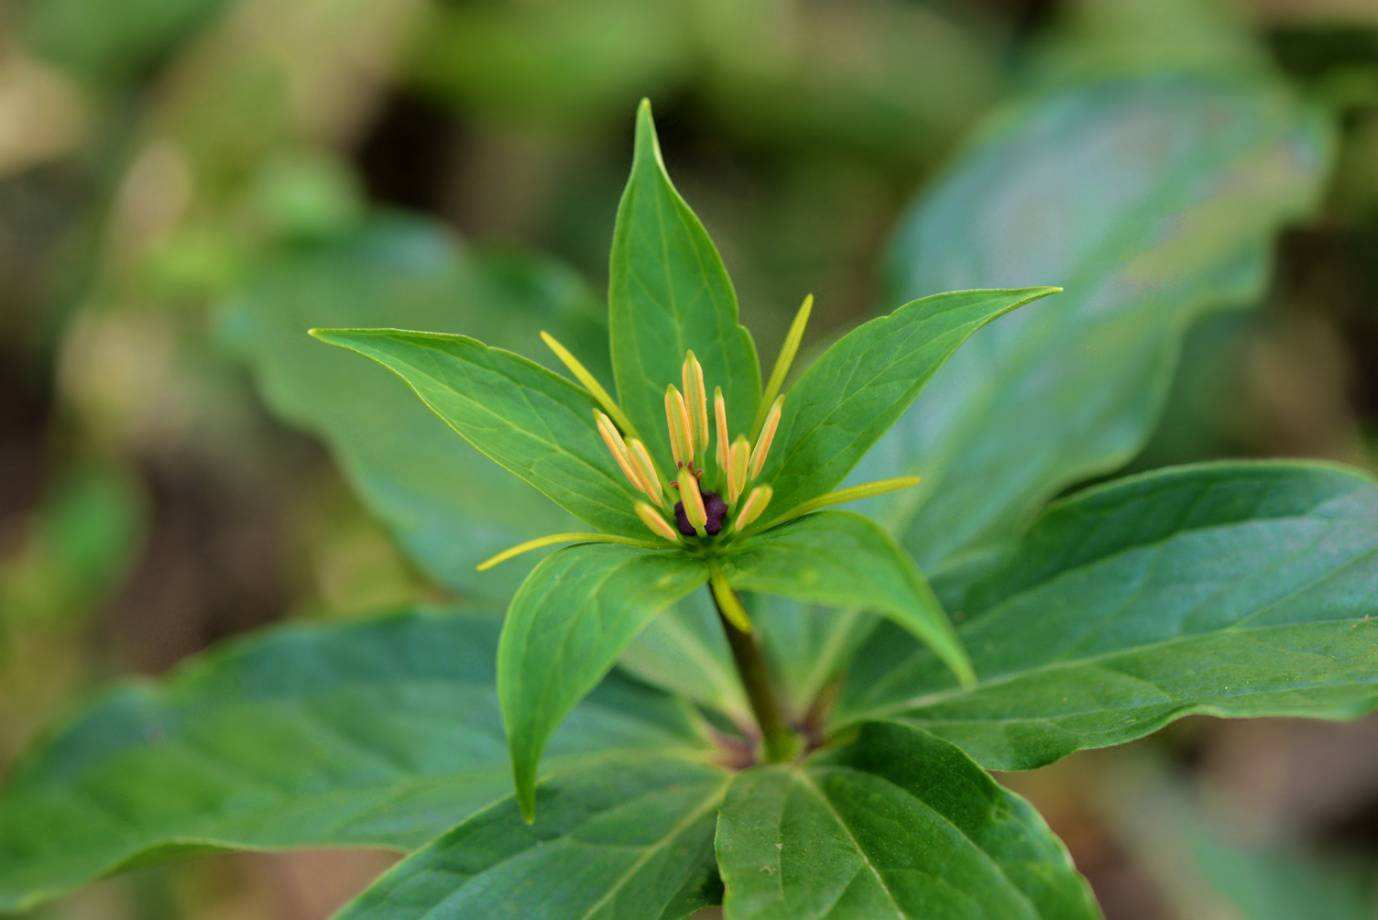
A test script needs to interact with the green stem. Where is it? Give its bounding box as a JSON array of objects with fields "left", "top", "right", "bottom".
[{"left": 708, "top": 572, "right": 797, "bottom": 763}]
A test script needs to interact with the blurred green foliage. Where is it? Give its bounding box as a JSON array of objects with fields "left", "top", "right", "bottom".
[{"left": 3, "top": 0, "right": 1378, "bottom": 915}]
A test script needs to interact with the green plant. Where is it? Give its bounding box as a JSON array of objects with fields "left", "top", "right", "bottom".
[{"left": 2, "top": 93, "right": 1375, "bottom": 918}]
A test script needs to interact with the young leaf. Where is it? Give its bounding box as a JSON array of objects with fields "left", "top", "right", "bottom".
[
  {"left": 0, "top": 607, "right": 710, "bottom": 913},
  {"left": 311, "top": 328, "right": 644, "bottom": 537},
  {"left": 608, "top": 99, "right": 761, "bottom": 462},
  {"left": 338, "top": 756, "right": 730, "bottom": 919},
  {"left": 499, "top": 543, "right": 709, "bottom": 819},
  {"left": 716, "top": 720, "right": 1099, "bottom": 919},
  {"left": 839, "top": 462, "right": 1378, "bottom": 770},
  {"left": 720, "top": 511, "right": 973, "bottom": 686},
  {"left": 221, "top": 217, "right": 607, "bottom": 600},
  {"left": 759, "top": 287, "right": 1058, "bottom": 519}
]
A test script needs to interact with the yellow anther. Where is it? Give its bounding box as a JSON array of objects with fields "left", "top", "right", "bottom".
[
  {"left": 595, "top": 410, "right": 644, "bottom": 493},
  {"left": 626, "top": 438, "right": 664, "bottom": 507},
  {"left": 678, "top": 472, "right": 708, "bottom": 535},
  {"left": 635, "top": 502, "right": 680, "bottom": 543},
  {"left": 726, "top": 436, "right": 750, "bottom": 505},
  {"left": 713, "top": 387, "right": 730, "bottom": 473},
  {"left": 682, "top": 351, "right": 709, "bottom": 457},
  {"left": 735, "top": 485, "right": 773, "bottom": 529},
  {"left": 664, "top": 385, "right": 695, "bottom": 467},
  {"left": 749, "top": 395, "right": 783, "bottom": 480}
]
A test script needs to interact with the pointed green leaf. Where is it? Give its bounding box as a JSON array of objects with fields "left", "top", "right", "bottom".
[
  {"left": 339, "top": 755, "right": 730, "bottom": 919},
  {"left": 838, "top": 462, "right": 1378, "bottom": 770},
  {"left": 221, "top": 217, "right": 609, "bottom": 598},
  {"left": 609, "top": 100, "right": 760, "bottom": 461},
  {"left": 716, "top": 720, "right": 1099, "bottom": 919},
  {"left": 500, "top": 543, "right": 709, "bottom": 819},
  {"left": 722, "top": 511, "right": 972, "bottom": 686},
  {"left": 759, "top": 287, "right": 1058, "bottom": 519},
  {"left": 0, "top": 607, "right": 710, "bottom": 913},
  {"left": 311, "top": 328, "right": 644, "bottom": 537}
]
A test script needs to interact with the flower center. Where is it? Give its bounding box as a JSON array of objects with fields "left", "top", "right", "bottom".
[{"left": 593, "top": 349, "right": 781, "bottom": 543}]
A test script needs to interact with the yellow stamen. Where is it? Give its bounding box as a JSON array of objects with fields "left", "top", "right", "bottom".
[
  {"left": 595, "top": 410, "right": 645, "bottom": 493},
  {"left": 713, "top": 387, "right": 730, "bottom": 473},
  {"left": 542, "top": 331, "right": 637, "bottom": 436},
  {"left": 635, "top": 502, "right": 680, "bottom": 543},
  {"left": 627, "top": 438, "right": 664, "bottom": 507},
  {"left": 755, "top": 293, "right": 812, "bottom": 436},
  {"left": 679, "top": 472, "right": 708, "bottom": 535},
  {"left": 749, "top": 396, "right": 784, "bottom": 480},
  {"left": 761, "top": 476, "right": 922, "bottom": 530},
  {"left": 665, "top": 385, "right": 695, "bottom": 467},
  {"left": 709, "top": 568, "right": 753, "bottom": 633},
  {"left": 735, "top": 485, "right": 773, "bottom": 529},
  {"left": 476, "top": 532, "right": 658, "bottom": 571},
  {"left": 726, "top": 436, "right": 750, "bottom": 505},
  {"left": 682, "top": 350, "right": 709, "bottom": 457}
]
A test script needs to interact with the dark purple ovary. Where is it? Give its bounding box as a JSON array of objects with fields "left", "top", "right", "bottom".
[{"left": 675, "top": 491, "right": 729, "bottom": 537}]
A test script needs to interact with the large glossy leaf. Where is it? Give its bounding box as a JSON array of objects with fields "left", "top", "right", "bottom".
[
  {"left": 312, "top": 328, "right": 644, "bottom": 538},
  {"left": 876, "top": 74, "right": 1333, "bottom": 572},
  {"left": 716, "top": 720, "right": 1099, "bottom": 919},
  {"left": 0, "top": 607, "right": 709, "bottom": 913},
  {"left": 778, "top": 72, "right": 1334, "bottom": 707},
  {"left": 608, "top": 99, "right": 760, "bottom": 461},
  {"left": 339, "top": 755, "right": 730, "bottom": 919},
  {"left": 221, "top": 217, "right": 608, "bottom": 599},
  {"left": 760, "top": 287, "right": 1057, "bottom": 518},
  {"left": 837, "top": 462, "right": 1378, "bottom": 770},
  {"left": 500, "top": 543, "right": 709, "bottom": 818},
  {"left": 721, "top": 511, "right": 972, "bottom": 686}
]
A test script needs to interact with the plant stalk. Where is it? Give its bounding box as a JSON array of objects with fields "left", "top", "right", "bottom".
[{"left": 708, "top": 571, "right": 797, "bottom": 762}]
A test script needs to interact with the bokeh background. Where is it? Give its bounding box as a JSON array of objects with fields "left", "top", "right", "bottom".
[{"left": 2, "top": 0, "right": 1377, "bottom": 916}]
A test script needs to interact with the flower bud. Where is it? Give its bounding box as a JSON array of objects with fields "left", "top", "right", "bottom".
[
  {"left": 682, "top": 351, "right": 709, "bottom": 454},
  {"left": 678, "top": 473, "right": 708, "bottom": 535},
  {"left": 727, "top": 436, "right": 750, "bottom": 504},
  {"left": 749, "top": 396, "right": 783, "bottom": 480},
  {"left": 626, "top": 438, "right": 663, "bottom": 506},
  {"left": 735, "top": 485, "right": 773, "bottom": 529},
  {"left": 595, "top": 410, "right": 644, "bottom": 493},
  {"left": 664, "top": 385, "right": 695, "bottom": 467},
  {"left": 713, "top": 387, "right": 730, "bottom": 473},
  {"left": 635, "top": 502, "right": 680, "bottom": 542}
]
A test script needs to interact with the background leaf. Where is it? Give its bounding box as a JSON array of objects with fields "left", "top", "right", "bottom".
[
  {"left": 877, "top": 72, "right": 1334, "bottom": 572},
  {"left": 0, "top": 607, "right": 709, "bottom": 913},
  {"left": 759, "top": 287, "right": 1057, "bottom": 518},
  {"left": 618, "top": 589, "right": 750, "bottom": 724},
  {"left": 768, "top": 70, "right": 1335, "bottom": 708},
  {"left": 499, "top": 543, "right": 709, "bottom": 818},
  {"left": 221, "top": 216, "right": 609, "bottom": 599},
  {"left": 311, "top": 327, "right": 645, "bottom": 538},
  {"left": 715, "top": 720, "right": 1099, "bottom": 919},
  {"left": 837, "top": 462, "right": 1378, "bottom": 770},
  {"left": 339, "top": 755, "right": 729, "bottom": 919},
  {"left": 609, "top": 100, "right": 760, "bottom": 461},
  {"left": 722, "top": 511, "right": 971, "bottom": 685}
]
